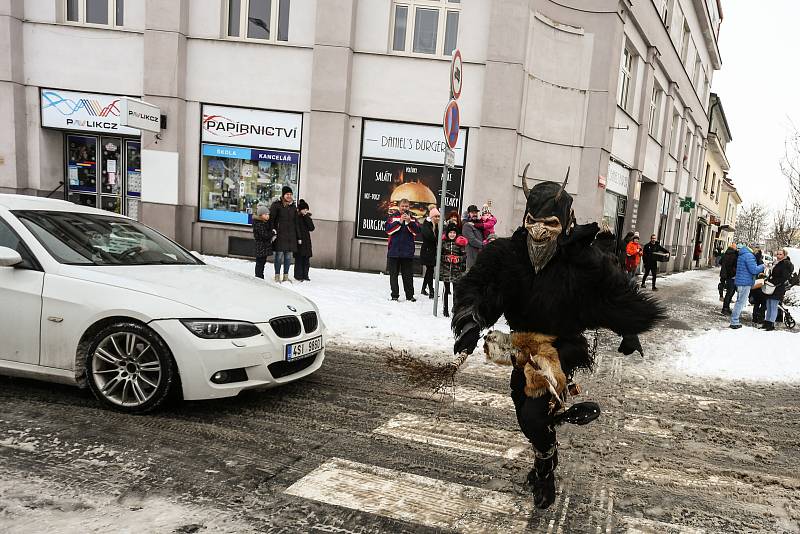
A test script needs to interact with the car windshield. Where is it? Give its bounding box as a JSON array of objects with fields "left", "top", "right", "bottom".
[{"left": 14, "top": 210, "right": 202, "bottom": 266}]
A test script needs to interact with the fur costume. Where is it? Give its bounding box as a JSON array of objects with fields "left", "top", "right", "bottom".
[{"left": 451, "top": 165, "right": 666, "bottom": 510}]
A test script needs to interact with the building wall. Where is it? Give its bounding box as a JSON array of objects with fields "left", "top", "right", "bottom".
[{"left": 2, "top": 0, "right": 724, "bottom": 275}]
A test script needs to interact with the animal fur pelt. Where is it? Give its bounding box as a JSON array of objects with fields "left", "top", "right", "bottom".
[{"left": 483, "top": 330, "right": 566, "bottom": 402}]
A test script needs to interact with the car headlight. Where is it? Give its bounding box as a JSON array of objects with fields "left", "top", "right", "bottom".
[{"left": 180, "top": 320, "right": 262, "bottom": 339}]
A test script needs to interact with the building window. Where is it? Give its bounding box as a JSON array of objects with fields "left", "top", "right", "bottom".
[
  {"left": 648, "top": 85, "right": 662, "bottom": 137},
  {"left": 682, "top": 130, "right": 691, "bottom": 167},
  {"left": 679, "top": 20, "right": 691, "bottom": 63},
  {"left": 710, "top": 172, "right": 716, "bottom": 197},
  {"left": 703, "top": 163, "right": 710, "bottom": 192},
  {"left": 693, "top": 53, "right": 702, "bottom": 88},
  {"left": 227, "top": 0, "right": 290, "bottom": 42},
  {"left": 391, "top": 1, "right": 461, "bottom": 56},
  {"left": 668, "top": 113, "right": 680, "bottom": 156},
  {"left": 658, "top": 0, "right": 670, "bottom": 26},
  {"left": 66, "top": 0, "right": 124, "bottom": 26},
  {"left": 658, "top": 191, "right": 671, "bottom": 242},
  {"left": 617, "top": 47, "right": 634, "bottom": 110}
]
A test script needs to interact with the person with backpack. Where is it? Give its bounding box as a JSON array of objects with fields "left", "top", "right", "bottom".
[
  {"left": 730, "top": 243, "right": 766, "bottom": 329},
  {"left": 252, "top": 204, "right": 272, "bottom": 279},
  {"left": 294, "top": 199, "right": 315, "bottom": 282}
]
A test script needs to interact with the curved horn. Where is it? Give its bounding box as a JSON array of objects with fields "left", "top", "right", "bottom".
[
  {"left": 522, "top": 163, "right": 531, "bottom": 199},
  {"left": 555, "top": 166, "right": 570, "bottom": 201}
]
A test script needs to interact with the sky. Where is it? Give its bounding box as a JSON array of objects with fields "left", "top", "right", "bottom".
[{"left": 712, "top": 1, "right": 800, "bottom": 215}]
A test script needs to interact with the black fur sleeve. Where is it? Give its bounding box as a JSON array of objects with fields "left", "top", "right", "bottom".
[
  {"left": 573, "top": 246, "right": 667, "bottom": 336},
  {"left": 451, "top": 238, "right": 512, "bottom": 335}
]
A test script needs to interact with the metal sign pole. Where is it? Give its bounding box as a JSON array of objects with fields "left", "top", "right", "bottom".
[{"left": 432, "top": 160, "right": 449, "bottom": 317}]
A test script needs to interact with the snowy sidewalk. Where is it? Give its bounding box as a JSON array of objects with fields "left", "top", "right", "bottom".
[{"left": 203, "top": 256, "right": 800, "bottom": 384}]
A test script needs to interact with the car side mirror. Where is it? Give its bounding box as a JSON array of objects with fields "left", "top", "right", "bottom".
[{"left": 0, "top": 246, "right": 23, "bottom": 267}]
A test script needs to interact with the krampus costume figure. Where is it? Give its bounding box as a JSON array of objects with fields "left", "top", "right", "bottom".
[{"left": 451, "top": 165, "right": 665, "bottom": 509}]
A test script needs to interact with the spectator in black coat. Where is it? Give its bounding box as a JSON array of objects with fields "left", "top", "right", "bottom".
[
  {"left": 592, "top": 222, "right": 617, "bottom": 259},
  {"left": 419, "top": 208, "right": 440, "bottom": 298},
  {"left": 294, "top": 199, "right": 315, "bottom": 282},
  {"left": 269, "top": 186, "right": 301, "bottom": 283},
  {"left": 754, "top": 248, "right": 764, "bottom": 266},
  {"left": 252, "top": 204, "right": 272, "bottom": 279},
  {"left": 641, "top": 234, "right": 668, "bottom": 290},
  {"left": 618, "top": 231, "right": 635, "bottom": 271},
  {"left": 719, "top": 243, "right": 738, "bottom": 314},
  {"left": 763, "top": 249, "right": 795, "bottom": 331}
]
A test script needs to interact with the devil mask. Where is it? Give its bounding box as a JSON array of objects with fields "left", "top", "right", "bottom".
[{"left": 520, "top": 164, "right": 574, "bottom": 273}]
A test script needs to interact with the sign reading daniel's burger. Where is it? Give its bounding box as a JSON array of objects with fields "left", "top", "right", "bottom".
[{"left": 356, "top": 120, "right": 467, "bottom": 240}]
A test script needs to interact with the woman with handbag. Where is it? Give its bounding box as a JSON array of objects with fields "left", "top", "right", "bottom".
[{"left": 762, "top": 249, "right": 794, "bottom": 331}]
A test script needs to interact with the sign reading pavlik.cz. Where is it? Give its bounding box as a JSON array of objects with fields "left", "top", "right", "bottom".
[
  {"left": 201, "top": 104, "right": 302, "bottom": 151},
  {"left": 40, "top": 88, "right": 140, "bottom": 135}
]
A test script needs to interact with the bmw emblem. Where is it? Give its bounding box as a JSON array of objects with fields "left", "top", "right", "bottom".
[{"left": 287, "top": 305, "right": 297, "bottom": 312}]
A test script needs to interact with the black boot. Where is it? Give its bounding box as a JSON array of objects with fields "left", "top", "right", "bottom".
[
  {"left": 763, "top": 321, "right": 775, "bottom": 331},
  {"left": 527, "top": 447, "right": 558, "bottom": 509}
]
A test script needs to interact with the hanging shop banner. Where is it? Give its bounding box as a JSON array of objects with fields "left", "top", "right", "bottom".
[
  {"left": 606, "top": 160, "right": 630, "bottom": 196},
  {"left": 362, "top": 120, "right": 467, "bottom": 167},
  {"left": 40, "top": 88, "right": 140, "bottom": 135},
  {"left": 201, "top": 104, "right": 302, "bottom": 151}
]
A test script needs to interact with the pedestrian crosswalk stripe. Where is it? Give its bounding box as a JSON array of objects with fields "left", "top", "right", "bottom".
[
  {"left": 284, "top": 457, "right": 532, "bottom": 533},
  {"left": 373, "top": 413, "right": 529, "bottom": 459}
]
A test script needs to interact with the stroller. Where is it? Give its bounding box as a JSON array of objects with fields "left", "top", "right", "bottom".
[{"left": 777, "top": 272, "right": 799, "bottom": 329}]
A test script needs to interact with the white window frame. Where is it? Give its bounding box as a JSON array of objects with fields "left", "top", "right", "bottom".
[
  {"left": 679, "top": 19, "right": 691, "bottom": 63},
  {"left": 389, "top": 0, "right": 462, "bottom": 57},
  {"left": 648, "top": 85, "right": 662, "bottom": 137},
  {"left": 64, "top": 0, "right": 124, "bottom": 28},
  {"left": 658, "top": 0, "right": 670, "bottom": 27},
  {"left": 617, "top": 47, "right": 634, "bottom": 111},
  {"left": 692, "top": 52, "right": 702, "bottom": 88},
  {"left": 668, "top": 113, "right": 680, "bottom": 156},
  {"left": 225, "top": 0, "right": 290, "bottom": 43}
]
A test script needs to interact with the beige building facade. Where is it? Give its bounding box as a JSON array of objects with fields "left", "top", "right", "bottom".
[{"left": 1, "top": 0, "right": 724, "bottom": 272}]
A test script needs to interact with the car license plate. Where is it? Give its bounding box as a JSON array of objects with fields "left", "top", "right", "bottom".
[{"left": 286, "top": 336, "right": 323, "bottom": 361}]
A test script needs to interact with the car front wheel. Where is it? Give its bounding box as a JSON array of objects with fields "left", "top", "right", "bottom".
[{"left": 85, "top": 322, "right": 177, "bottom": 413}]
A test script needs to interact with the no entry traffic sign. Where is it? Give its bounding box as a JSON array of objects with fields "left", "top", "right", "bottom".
[{"left": 443, "top": 99, "right": 460, "bottom": 150}]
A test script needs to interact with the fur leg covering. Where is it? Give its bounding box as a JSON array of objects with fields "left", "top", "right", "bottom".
[{"left": 483, "top": 330, "right": 567, "bottom": 401}]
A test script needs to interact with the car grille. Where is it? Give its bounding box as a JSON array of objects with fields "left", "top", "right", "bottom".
[
  {"left": 268, "top": 354, "right": 318, "bottom": 379},
  {"left": 269, "top": 316, "right": 301, "bottom": 338},
  {"left": 301, "top": 311, "right": 318, "bottom": 333}
]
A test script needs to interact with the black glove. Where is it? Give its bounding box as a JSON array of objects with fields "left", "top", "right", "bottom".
[
  {"left": 453, "top": 320, "right": 480, "bottom": 355},
  {"left": 618, "top": 334, "right": 643, "bottom": 357}
]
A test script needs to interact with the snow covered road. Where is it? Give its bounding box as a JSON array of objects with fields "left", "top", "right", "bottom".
[{"left": 1, "top": 264, "right": 799, "bottom": 533}]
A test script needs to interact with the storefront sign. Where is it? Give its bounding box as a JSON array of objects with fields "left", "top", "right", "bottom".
[
  {"left": 119, "top": 97, "right": 161, "bottom": 132},
  {"left": 362, "top": 120, "right": 467, "bottom": 167},
  {"left": 201, "top": 105, "right": 302, "bottom": 151},
  {"left": 40, "top": 88, "right": 140, "bottom": 135},
  {"left": 356, "top": 120, "right": 468, "bottom": 240},
  {"left": 606, "top": 160, "right": 630, "bottom": 196},
  {"left": 200, "top": 143, "right": 300, "bottom": 165}
]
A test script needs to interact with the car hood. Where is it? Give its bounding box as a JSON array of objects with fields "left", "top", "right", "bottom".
[{"left": 57, "top": 264, "right": 316, "bottom": 322}]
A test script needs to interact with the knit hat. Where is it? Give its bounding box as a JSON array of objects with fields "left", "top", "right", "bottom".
[
  {"left": 633, "top": 231, "right": 640, "bottom": 238},
  {"left": 429, "top": 208, "right": 440, "bottom": 218},
  {"left": 445, "top": 222, "right": 460, "bottom": 235},
  {"left": 281, "top": 185, "right": 293, "bottom": 197},
  {"left": 297, "top": 199, "right": 309, "bottom": 211},
  {"left": 256, "top": 204, "right": 269, "bottom": 217}
]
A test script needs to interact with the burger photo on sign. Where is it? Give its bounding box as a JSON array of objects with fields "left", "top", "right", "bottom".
[{"left": 389, "top": 182, "right": 437, "bottom": 221}]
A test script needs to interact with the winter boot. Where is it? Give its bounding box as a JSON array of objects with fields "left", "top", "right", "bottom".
[
  {"left": 282, "top": 274, "right": 290, "bottom": 283},
  {"left": 527, "top": 446, "right": 558, "bottom": 509},
  {"left": 763, "top": 321, "right": 775, "bottom": 331},
  {"left": 274, "top": 274, "right": 281, "bottom": 283}
]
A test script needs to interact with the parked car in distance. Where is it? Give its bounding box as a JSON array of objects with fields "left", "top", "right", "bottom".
[{"left": 0, "top": 195, "right": 325, "bottom": 413}]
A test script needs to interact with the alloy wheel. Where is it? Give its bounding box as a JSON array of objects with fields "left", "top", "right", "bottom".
[{"left": 91, "top": 332, "right": 162, "bottom": 407}]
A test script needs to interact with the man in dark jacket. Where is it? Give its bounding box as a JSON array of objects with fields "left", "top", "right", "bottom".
[
  {"left": 386, "top": 198, "right": 420, "bottom": 301},
  {"left": 252, "top": 204, "right": 272, "bottom": 279},
  {"left": 294, "top": 199, "right": 315, "bottom": 282},
  {"left": 462, "top": 205, "right": 484, "bottom": 270},
  {"left": 641, "top": 234, "right": 668, "bottom": 290},
  {"left": 270, "top": 186, "right": 300, "bottom": 283},
  {"left": 719, "top": 243, "right": 738, "bottom": 314}
]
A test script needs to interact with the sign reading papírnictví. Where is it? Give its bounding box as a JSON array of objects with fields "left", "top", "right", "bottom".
[
  {"left": 356, "top": 120, "right": 467, "bottom": 240},
  {"left": 40, "top": 88, "right": 141, "bottom": 135},
  {"left": 201, "top": 104, "right": 302, "bottom": 151}
]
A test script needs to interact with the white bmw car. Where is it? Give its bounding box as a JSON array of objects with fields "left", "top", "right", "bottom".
[{"left": 0, "top": 195, "right": 325, "bottom": 413}]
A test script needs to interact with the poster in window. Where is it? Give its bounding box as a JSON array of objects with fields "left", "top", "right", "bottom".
[{"left": 356, "top": 158, "right": 464, "bottom": 240}]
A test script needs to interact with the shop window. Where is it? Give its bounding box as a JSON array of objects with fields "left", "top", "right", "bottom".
[
  {"left": 66, "top": 0, "right": 124, "bottom": 27},
  {"left": 227, "top": 0, "right": 290, "bottom": 42},
  {"left": 391, "top": 0, "right": 461, "bottom": 56},
  {"left": 617, "top": 47, "right": 634, "bottom": 111}
]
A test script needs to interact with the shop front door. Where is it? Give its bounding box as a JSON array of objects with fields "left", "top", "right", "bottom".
[{"left": 66, "top": 134, "right": 141, "bottom": 218}]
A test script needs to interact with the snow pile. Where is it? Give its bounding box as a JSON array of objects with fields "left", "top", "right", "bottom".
[
  {"left": 202, "top": 255, "right": 483, "bottom": 355},
  {"left": 674, "top": 328, "right": 800, "bottom": 382}
]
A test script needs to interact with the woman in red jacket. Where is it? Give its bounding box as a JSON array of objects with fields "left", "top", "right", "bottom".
[{"left": 625, "top": 235, "right": 643, "bottom": 280}]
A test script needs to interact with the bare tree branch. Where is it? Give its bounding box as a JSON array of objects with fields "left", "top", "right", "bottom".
[{"left": 735, "top": 203, "right": 770, "bottom": 245}]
